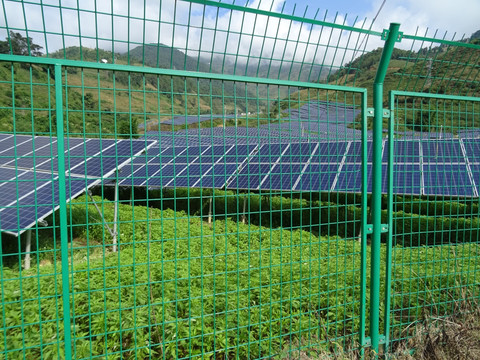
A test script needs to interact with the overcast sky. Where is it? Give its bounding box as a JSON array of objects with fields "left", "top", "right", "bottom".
[
  {"left": 0, "top": 0, "right": 478, "bottom": 67},
  {"left": 272, "top": 0, "right": 480, "bottom": 38}
]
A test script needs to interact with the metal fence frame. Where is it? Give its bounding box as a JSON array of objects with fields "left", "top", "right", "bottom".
[{"left": 0, "top": 0, "right": 480, "bottom": 358}]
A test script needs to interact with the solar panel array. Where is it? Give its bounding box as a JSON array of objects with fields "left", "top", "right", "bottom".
[
  {"left": 144, "top": 124, "right": 368, "bottom": 148},
  {"left": 0, "top": 134, "right": 155, "bottom": 235},
  {"left": 116, "top": 138, "right": 480, "bottom": 197},
  {"left": 3, "top": 131, "right": 479, "bottom": 235}
]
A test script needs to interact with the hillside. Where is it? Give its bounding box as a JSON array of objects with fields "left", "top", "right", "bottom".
[
  {"left": 0, "top": 59, "right": 217, "bottom": 136},
  {"left": 274, "top": 33, "right": 480, "bottom": 134},
  {"left": 0, "top": 45, "right": 259, "bottom": 136}
]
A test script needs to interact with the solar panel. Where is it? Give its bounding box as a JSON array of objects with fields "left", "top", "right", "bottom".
[
  {"left": 173, "top": 164, "right": 214, "bottom": 187},
  {"left": 193, "top": 145, "right": 234, "bottom": 164},
  {"left": 231, "top": 163, "right": 271, "bottom": 189},
  {"left": 281, "top": 142, "right": 319, "bottom": 163},
  {"left": 101, "top": 137, "right": 480, "bottom": 197},
  {"left": 421, "top": 139, "right": 464, "bottom": 163},
  {"left": 259, "top": 163, "right": 304, "bottom": 190},
  {"left": 335, "top": 163, "right": 365, "bottom": 192},
  {"left": 462, "top": 139, "right": 480, "bottom": 161},
  {"left": 383, "top": 140, "right": 420, "bottom": 163},
  {"left": 0, "top": 168, "right": 96, "bottom": 234},
  {"left": 0, "top": 135, "right": 156, "bottom": 235},
  {"left": 423, "top": 164, "right": 475, "bottom": 196},
  {"left": 195, "top": 163, "right": 240, "bottom": 188},
  {"left": 79, "top": 140, "right": 150, "bottom": 177},
  {"left": 294, "top": 163, "right": 340, "bottom": 192},
  {"left": 247, "top": 143, "right": 288, "bottom": 163},
  {"left": 381, "top": 163, "right": 422, "bottom": 195},
  {"left": 344, "top": 141, "right": 373, "bottom": 163},
  {"left": 118, "top": 164, "right": 163, "bottom": 186},
  {"left": 223, "top": 144, "right": 257, "bottom": 163}
]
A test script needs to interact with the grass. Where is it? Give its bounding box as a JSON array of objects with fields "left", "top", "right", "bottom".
[{"left": 2, "top": 194, "right": 480, "bottom": 359}]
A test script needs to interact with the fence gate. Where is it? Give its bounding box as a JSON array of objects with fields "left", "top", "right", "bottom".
[{"left": 384, "top": 90, "right": 480, "bottom": 352}]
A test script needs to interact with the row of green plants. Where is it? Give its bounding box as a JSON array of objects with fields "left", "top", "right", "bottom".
[
  {"left": 110, "top": 188, "right": 480, "bottom": 246},
  {"left": 2, "top": 196, "right": 480, "bottom": 359}
]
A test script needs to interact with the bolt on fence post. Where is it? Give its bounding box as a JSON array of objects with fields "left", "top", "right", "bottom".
[
  {"left": 371, "top": 22, "right": 400, "bottom": 356},
  {"left": 55, "top": 63, "right": 73, "bottom": 359}
]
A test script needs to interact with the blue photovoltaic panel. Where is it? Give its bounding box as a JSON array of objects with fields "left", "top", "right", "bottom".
[
  {"left": 381, "top": 163, "right": 422, "bottom": 195},
  {"left": 0, "top": 135, "right": 34, "bottom": 158},
  {"left": 0, "top": 136, "right": 53, "bottom": 166},
  {"left": 422, "top": 140, "right": 464, "bottom": 163},
  {"left": 258, "top": 144, "right": 289, "bottom": 160},
  {"left": 316, "top": 141, "right": 348, "bottom": 156},
  {"left": 0, "top": 133, "right": 13, "bottom": 143},
  {"left": 462, "top": 139, "right": 480, "bottom": 161},
  {"left": 232, "top": 163, "right": 272, "bottom": 189},
  {"left": 117, "top": 164, "right": 147, "bottom": 186},
  {"left": 0, "top": 168, "right": 95, "bottom": 233},
  {"left": 157, "top": 146, "right": 186, "bottom": 156},
  {"left": 36, "top": 138, "right": 115, "bottom": 173},
  {"left": 309, "top": 143, "right": 347, "bottom": 165},
  {"left": 131, "top": 145, "right": 161, "bottom": 165},
  {"left": 344, "top": 141, "right": 373, "bottom": 163},
  {"left": 80, "top": 140, "right": 152, "bottom": 177},
  {"left": 173, "top": 146, "right": 210, "bottom": 164},
  {"left": 0, "top": 136, "right": 156, "bottom": 235},
  {"left": 281, "top": 143, "right": 318, "bottom": 163},
  {"left": 118, "top": 164, "right": 164, "bottom": 186},
  {"left": 196, "top": 163, "right": 239, "bottom": 188},
  {"left": 223, "top": 144, "right": 257, "bottom": 163},
  {"left": 335, "top": 163, "right": 365, "bottom": 192},
  {"left": 295, "top": 163, "right": 340, "bottom": 192},
  {"left": 157, "top": 164, "right": 189, "bottom": 188},
  {"left": 383, "top": 140, "right": 420, "bottom": 163},
  {"left": 244, "top": 143, "right": 286, "bottom": 163},
  {"left": 173, "top": 164, "right": 214, "bottom": 187},
  {"left": 469, "top": 164, "right": 480, "bottom": 194},
  {"left": 260, "top": 163, "right": 303, "bottom": 191},
  {"left": 2, "top": 141, "right": 56, "bottom": 170},
  {"left": 0, "top": 168, "right": 54, "bottom": 209},
  {"left": 423, "top": 164, "right": 475, "bottom": 196},
  {"left": 42, "top": 138, "right": 117, "bottom": 172},
  {"left": 193, "top": 145, "right": 232, "bottom": 164},
  {"left": 130, "top": 146, "right": 185, "bottom": 166}
]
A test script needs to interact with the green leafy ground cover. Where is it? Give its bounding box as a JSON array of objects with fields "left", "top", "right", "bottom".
[{"left": 1, "top": 195, "right": 480, "bottom": 359}]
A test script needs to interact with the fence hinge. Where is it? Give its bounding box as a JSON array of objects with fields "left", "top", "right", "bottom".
[
  {"left": 366, "top": 107, "right": 390, "bottom": 118},
  {"left": 365, "top": 224, "right": 389, "bottom": 235},
  {"left": 381, "top": 28, "right": 403, "bottom": 42},
  {"left": 363, "top": 334, "right": 386, "bottom": 346}
]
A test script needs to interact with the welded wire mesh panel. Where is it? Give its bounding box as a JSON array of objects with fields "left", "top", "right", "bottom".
[
  {"left": 0, "top": 0, "right": 382, "bottom": 86},
  {"left": 56, "top": 66, "right": 368, "bottom": 358},
  {"left": 387, "top": 93, "right": 480, "bottom": 350},
  {"left": 393, "top": 32, "right": 480, "bottom": 97},
  {"left": 0, "top": 62, "right": 63, "bottom": 358}
]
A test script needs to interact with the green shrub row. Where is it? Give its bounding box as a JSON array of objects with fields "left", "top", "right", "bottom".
[
  {"left": 96, "top": 187, "right": 480, "bottom": 247},
  {"left": 391, "top": 196, "right": 480, "bottom": 219},
  {"left": 2, "top": 197, "right": 480, "bottom": 359},
  {"left": 386, "top": 210, "right": 480, "bottom": 246},
  {"left": 156, "top": 189, "right": 480, "bottom": 246},
  {"left": 1, "top": 197, "right": 361, "bottom": 359}
]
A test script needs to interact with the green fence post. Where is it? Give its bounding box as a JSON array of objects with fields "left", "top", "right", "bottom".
[
  {"left": 383, "top": 90, "right": 396, "bottom": 350},
  {"left": 371, "top": 22, "right": 400, "bottom": 355},
  {"left": 55, "top": 63, "right": 73, "bottom": 359}
]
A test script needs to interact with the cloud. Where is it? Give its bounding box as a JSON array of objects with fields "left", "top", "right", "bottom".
[
  {"left": 366, "top": 0, "right": 479, "bottom": 39},
  {"left": 0, "top": 0, "right": 478, "bottom": 71}
]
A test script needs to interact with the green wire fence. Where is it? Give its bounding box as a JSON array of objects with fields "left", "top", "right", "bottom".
[{"left": 0, "top": 0, "right": 480, "bottom": 359}]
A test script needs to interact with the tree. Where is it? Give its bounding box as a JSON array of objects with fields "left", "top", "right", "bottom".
[{"left": 0, "top": 31, "right": 43, "bottom": 56}]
